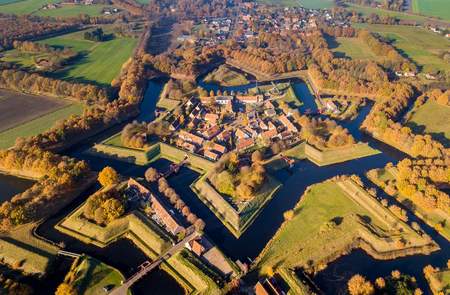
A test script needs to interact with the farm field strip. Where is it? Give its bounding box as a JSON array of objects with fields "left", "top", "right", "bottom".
[
  {"left": 0, "top": 103, "right": 83, "bottom": 149},
  {"left": 0, "top": 89, "right": 70, "bottom": 132},
  {"left": 412, "top": 0, "right": 450, "bottom": 21},
  {"left": 35, "top": 30, "right": 138, "bottom": 85}
]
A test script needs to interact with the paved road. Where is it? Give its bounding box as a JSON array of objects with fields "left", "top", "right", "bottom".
[{"left": 109, "top": 230, "right": 198, "bottom": 295}]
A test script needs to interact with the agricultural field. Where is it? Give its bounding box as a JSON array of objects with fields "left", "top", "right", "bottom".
[
  {"left": 0, "top": 89, "right": 70, "bottom": 133},
  {"left": 256, "top": 178, "right": 433, "bottom": 274},
  {"left": 34, "top": 4, "right": 112, "bottom": 17},
  {"left": 345, "top": 3, "right": 432, "bottom": 23},
  {"left": 406, "top": 100, "right": 450, "bottom": 145},
  {"left": 355, "top": 24, "right": 450, "bottom": 74},
  {"left": 412, "top": 0, "right": 450, "bottom": 22},
  {"left": 328, "top": 36, "right": 378, "bottom": 60},
  {"left": 40, "top": 29, "right": 137, "bottom": 85},
  {"left": 258, "top": 0, "right": 335, "bottom": 9},
  {"left": 1, "top": 28, "right": 138, "bottom": 86},
  {"left": 0, "top": 0, "right": 58, "bottom": 14},
  {"left": 0, "top": 103, "right": 83, "bottom": 149}
]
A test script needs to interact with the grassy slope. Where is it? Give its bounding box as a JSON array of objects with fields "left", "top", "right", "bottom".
[
  {"left": 0, "top": 103, "right": 83, "bottom": 149},
  {"left": 355, "top": 24, "right": 450, "bottom": 73},
  {"left": 412, "top": 0, "right": 450, "bottom": 21},
  {"left": 257, "top": 181, "right": 385, "bottom": 271},
  {"left": 406, "top": 100, "right": 450, "bottom": 142},
  {"left": 70, "top": 256, "right": 127, "bottom": 295},
  {"left": 331, "top": 37, "right": 378, "bottom": 60},
  {"left": 203, "top": 65, "right": 249, "bottom": 86},
  {"left": 38, "top": 31, "right": 137, "bottom": 85},
  {"left": 429, "top": 269, "right": 450, "bottom": 294},
  {"left": 368, "top": 168, "right": 450, "bottom": 241}
]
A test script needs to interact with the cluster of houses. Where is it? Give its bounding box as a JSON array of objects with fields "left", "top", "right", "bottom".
[
  {"left": 126, "top": 178, "right": 236, "bottom": 278},
  {"left": 169, "top": 89, "right": 300, "bottom": 161},
  {"left": 126, "top": 178, "right": 185, "bottom": 236}
]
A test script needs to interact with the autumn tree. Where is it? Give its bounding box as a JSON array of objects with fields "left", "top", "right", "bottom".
[
  {"left": 348, "top": 274, "right": 375, "bottom": 295},
  {"left": 55, "top": 283, "right": 76, "bottom": 295},
  {"left": 145, "top": 167, "right": 160, "bottom": 182},
  {"left": 98, "top": 167, "right": 119, "bottom": 187}
]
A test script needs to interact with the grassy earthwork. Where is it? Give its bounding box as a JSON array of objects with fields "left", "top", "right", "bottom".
[
  {"left": 63, "top": 255, "right": 129, "bottom": 295},
  {"left": 328, "top": 37, "right": 378, "bottom": 60},
  {"left": 367, "top": 168, "right": 450, "bottom": 241},
  {"left": 203, "top": 65, "right": 250, "bottom": 87},
  {"left": 256, "top": 178, "right": 435, "bottom": 274}
]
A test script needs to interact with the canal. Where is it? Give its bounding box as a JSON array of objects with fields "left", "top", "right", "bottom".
[{"left": 32, "top": 76, "right": 449, "bottom": 294}]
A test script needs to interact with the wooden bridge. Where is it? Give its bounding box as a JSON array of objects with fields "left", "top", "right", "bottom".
[
  {"left": 57, "top": 250, "right": 81, "bottom": 259},
  {"left": 108, "top": 228, "right": 198, "bottom": 295},
  {"left": 279, "top": 154, "right": 295, "bottom": 168},
  {"left": 162, "top": 155, "right": 189, "bottom": 178}
]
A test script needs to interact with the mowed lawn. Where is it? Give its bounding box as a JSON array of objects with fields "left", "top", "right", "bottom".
[
  {"left": 406, "top": 100, "right": 450, "bottom": 143},
  {"left": 257, "top": 0, "right": 334, "bottom": 9},
  {"left": 0, "top": 103, "right": 83, "bottom": 149},
  {"left": 355, "top": 24, "right": 450, "bottom": 73},
  {"left": 330, "top": 37, "right": 378, "bottom": 60},
  {"left": 38, "top": 30, "right": 138, "bottom": 85},
  {"left": 412, "top": 0, "right": 450, "bottom": 21}
]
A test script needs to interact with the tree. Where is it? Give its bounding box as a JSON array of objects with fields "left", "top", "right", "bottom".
[
  {"left": 55, "top": 283, "right": 76, "bottom": 295},
  {"left": 145, "top": 167, "right": 160, "bottom": 182},
  {"left": 98, "top": 167, "right": 119, "bottom": 187},
  {"left": 194, "top": 219, "right": 205, "bottom": 231},
  {"left": 102, "top": 198, "right": 125, "bottom": 223},
  {"left": 348, "top": 274, "right": 374, "bottom": 295},
  {"left": 283, "top": 210, "right": 295, "bottom": 221},
  {"left": 375, "top": 277, "right": 385, "bottom": 289},
  {"left": 251, "top": 150, "right": 264, "bottom": 163}
]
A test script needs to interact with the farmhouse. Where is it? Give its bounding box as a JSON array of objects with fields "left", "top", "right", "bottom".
[{"left": 126, "top": 178, "right": 185, "bottom": 235}]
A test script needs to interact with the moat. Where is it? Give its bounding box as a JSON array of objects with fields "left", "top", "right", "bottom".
[{"left": 7, "top": 76, "right": 448, "bottom": 294}]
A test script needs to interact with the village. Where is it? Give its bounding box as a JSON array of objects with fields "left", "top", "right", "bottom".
[{"left": 164, "top": 83, "right": 301, "bottom": 162}]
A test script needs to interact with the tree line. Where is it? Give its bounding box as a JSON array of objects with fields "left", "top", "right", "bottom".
[
  {"left": 0, "top": 68, "right": 111, "bottom": 104},
  {"left": 0, "top": 146, "right": 91, "bottom": 230}
]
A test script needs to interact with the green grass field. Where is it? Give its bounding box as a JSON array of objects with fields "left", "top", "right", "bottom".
[
  {"left": 257, "top": 0, "right": 334, "bottom": 9},
  {"left": 346, "top": 3, "right": 432, "bottom": 23},
  {"left": 406, "top": 100, "right": 450, "bottom": 144},
  {"left": 355, "top": 24, "right": 450, "bottom": 73},
  {"left": 428, "top": 268, "right": 450, "bottom": 294},
  {"left": 256, "top": 179, "right": 430, "bottom": 274},
  {"left": 412, "top": 0, "right": 450, "bottom": 21},
  {"left": 256, "top": 181, "right": 387, "bottom": 272},
  {"left": 0, "top": 0, "right": 58, "bottom": 14},
  {"left": 0, "top": 103, "right": 83, "bottom": 149},
  {"left": 329, "top": 37, "right": 378, "bottom": 60},
  {"left": 37, "top": 30, "right": 138, "bottom": 85},
  {"left": 34, "top": 4, "right": 110, "bottom": 17}
]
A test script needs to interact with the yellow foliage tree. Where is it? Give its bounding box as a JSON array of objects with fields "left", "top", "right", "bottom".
[{"left": 98, "top": 166, "right": 119, "bottom": 187}]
